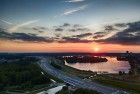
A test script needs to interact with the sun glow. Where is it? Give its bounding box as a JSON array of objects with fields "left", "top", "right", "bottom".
[{"left": 93, "top": 47, "right": 100, "bottom": 52}]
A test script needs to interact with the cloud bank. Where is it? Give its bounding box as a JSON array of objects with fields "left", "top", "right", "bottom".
[
  {"left": 96, "top": 21, "right": 140, "bottom": 45},
  {"left": 0, "top": 21, "right": 140, "bottom": 45}
]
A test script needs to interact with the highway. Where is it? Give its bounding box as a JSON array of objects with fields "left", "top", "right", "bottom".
[{"left": 38, "top": 57, "right": 129, "bottom": 94}]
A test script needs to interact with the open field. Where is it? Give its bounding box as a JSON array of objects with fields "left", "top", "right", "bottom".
[{"left": 91, "top": 75, "right": 140, "bottom": 94}]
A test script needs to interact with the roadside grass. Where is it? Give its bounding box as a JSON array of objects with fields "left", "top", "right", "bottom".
[
  {"left": 56, "top": 88, "right": 100, "bottom": 94},
  {"left": 53, "top": 58, "right": 96, "bottom": 78},
  {"left": 56, "top": 89, "right": 70, "bottom": 94},
  {"left": 73, "top": 88, "right": 100, "bottom": 94},
  {"left": 93, "top": 77, "right": 140, "bottom": 94},
  {"left": 104, "top": 74, "right": 140, "bottom": 83},
  {"left": 62, "top": 64, "right": 95, "bottom": 77}
]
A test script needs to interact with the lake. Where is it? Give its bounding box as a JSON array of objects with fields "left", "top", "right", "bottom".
[{"left": 65, "top": 56, "right": 130, "bottom": 73}]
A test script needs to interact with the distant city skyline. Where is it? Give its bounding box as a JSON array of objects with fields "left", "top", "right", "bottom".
[{"left": 0, "top": 0, "right": 140, "bottom": 53}]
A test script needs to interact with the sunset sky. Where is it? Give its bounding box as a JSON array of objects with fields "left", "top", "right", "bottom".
[{"left": 0, "top": 0, "right": 140, "bottom": 53}]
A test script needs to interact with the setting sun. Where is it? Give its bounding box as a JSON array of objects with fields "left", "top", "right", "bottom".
[{"left": 93, "top": 47, "right": 100, "bottom": 52}]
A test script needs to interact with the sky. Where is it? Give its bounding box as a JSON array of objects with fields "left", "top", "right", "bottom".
[{"left": 0, "top": 0, "right": 140, "bottom": 53}]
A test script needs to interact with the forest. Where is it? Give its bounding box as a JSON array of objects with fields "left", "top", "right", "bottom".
[{"left": 0, "top": 57, "right": 51, "bottom": 91}]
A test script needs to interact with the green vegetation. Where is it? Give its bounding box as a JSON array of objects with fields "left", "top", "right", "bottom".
[
  {"left": 56, "top": 86, "right": 69, "bottom": 94},
  {"left": 73, "top": 88, "right": 100, "bottom": 94},
  {"left": 0, "top": 57, "right": 51, "bottom": 92},
  {"left": 93, "top": 76, "right": 140, "bottom": 94},
  {"left": 56, "top": 88, "right": 100, "bottom": 94},
  {"left": 51, "top": 62, "right": 62, "bottom": 70}
]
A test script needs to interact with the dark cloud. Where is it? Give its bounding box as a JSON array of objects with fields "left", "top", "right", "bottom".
[
  {"left": 93, "top": 31, "right": 108, "bottom": 39},
  {"left": 55, "top": 28, "right": 63, "bottom": 31},
  {"left": 63, "top": 23, "right": 70, "bottom": 27},
  {"left": 69, "top": 29, "right": 76, "bottom": 32},
  {"left": 115, "top": 23, "right": 127, "bottom": 27},
  {"left": 57, "top": 23, "right": 71, "bottom": 28},
  {"left": 27, "top": 33, "right": 37, "bottom": 36},
  {"left": 12, "top": 33, "right": 47, "bottom": 42},
  {"left": 73, "top": 24, "right": 81, "bottom": 28},
  {"left": 68, "top": 27, "right": 89, "bottom": 32},
  {"left": 96, "top": 34, "right": 140, "bottom": 45},
  {"left": 92, "top": 25, "right": 116, "bottom": 39},
  {"left": 38, "top": 31, "right": 44, "bottom": 33},
  {"left": 0, "top": 30, "right": 53, "bottom": 43},
  {"left": 74, "top": 33, "right": 92, "bottom": 38},
  {"left": 94, "top": 32, "right": 106, "bottom": 35},
  {"left": 33, "top": 26, "right": 47, "bottom": 30},
  {"left": 0, "top": 30, "right": 12, "bottom": 39},
  {"left": 33, "top": 27, "right": 38, "bottom": 31},
  {"left": 54, "top": 23, "right": 89, "bottom": 32},
  {"left": 127, "top": 21, "right": 140, "bottom": 32},
  {"left": 96, "top": 21, "right": 140, "bottom": 45},
  {"left": 58, "top": 37, "right": 93, "bottom": 43},
  {"left": 55, "top": 33, "right": 61, "bottom": 38},
  {"left": 76, "top": 28, "right": 89, "bottom": 31},
  {"left": 32, "top": 26, "right": 47, "bottom": 33},
  {"left": 93, "top": 34, "right": 105, "bottom": 39},
  {"left": 72, "top": 24, "right": 88, "bottom": 31},
  {"left": 105, "top": 25, "right": 117, "bottom": 31},
  {"left": 40, "top": 27, "right": 46, "bottom": 30}
]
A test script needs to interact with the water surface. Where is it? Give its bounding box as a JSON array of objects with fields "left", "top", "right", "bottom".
[{"left": 65, "top": 57, "right": 130, "bottom": 73}]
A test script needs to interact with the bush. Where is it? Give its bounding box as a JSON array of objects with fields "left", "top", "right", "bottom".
[
  {"left": 55, "top": 86, "right": 69, "bottom": 94},
  {"left": 73, "top": 88, "right": 100, "bottom": 94},
  {"left": 62, "top": 86, "right": 68, "bottom": 91}
]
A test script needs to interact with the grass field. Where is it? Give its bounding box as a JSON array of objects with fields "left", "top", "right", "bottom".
[{"left": 93, "top": 76, "right": 140, "bottom": 94}]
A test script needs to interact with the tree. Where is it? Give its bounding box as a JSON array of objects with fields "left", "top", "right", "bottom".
[{"left": 119, "top": 71, "right": 123, "bottom": 75}]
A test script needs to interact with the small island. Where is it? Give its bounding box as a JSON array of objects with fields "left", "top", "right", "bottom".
[
  {"left": 117, "top": 56, "right": 128, "bottom": 61},
  {"left": 62, "top": 56, "right": 108, "bottom": 63}
]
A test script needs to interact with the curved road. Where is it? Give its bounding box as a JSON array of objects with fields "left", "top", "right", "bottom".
[{"left": 38, "top": 57, "right": 129, "bottom": 94}]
